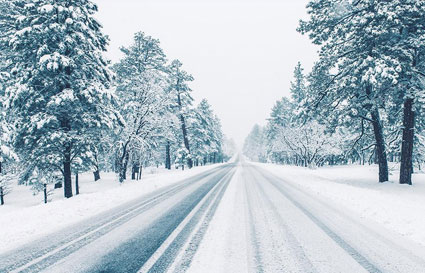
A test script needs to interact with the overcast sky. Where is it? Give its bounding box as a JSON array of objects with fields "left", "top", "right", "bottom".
[{"left": 95, "top": 0, "right": 318, "bottom": 146}]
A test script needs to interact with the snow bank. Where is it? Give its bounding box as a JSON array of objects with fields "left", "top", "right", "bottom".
[
  {"left": 0, "top": 165, "right": 219, "bottom": 253},
  {"left": 254, "top": 163, "right": 425, "bottom": 247}
]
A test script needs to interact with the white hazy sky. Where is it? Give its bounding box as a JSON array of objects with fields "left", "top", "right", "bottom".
[{"left": 95, "top": 0, "right": 318, "bottom": 146}]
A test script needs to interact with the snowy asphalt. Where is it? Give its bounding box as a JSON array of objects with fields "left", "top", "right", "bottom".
[{"left": 1, "top": 161, "right": 425, "bottom": 272}]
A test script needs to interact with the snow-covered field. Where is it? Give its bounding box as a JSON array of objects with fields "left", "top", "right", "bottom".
[
  {"left": 252, "top": 162, "right": 425, "bottom": 247},
  {"left": 0, "top": 165, "right": 219, "bottom": 253}
]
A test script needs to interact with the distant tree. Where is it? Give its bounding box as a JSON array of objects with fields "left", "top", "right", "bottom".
[
  {"left": 243, "top": 125, "right": 267, "bottom": 163},
  {"left": 265, "top": 97, "right": 295, "bottom": 163},
  {"left": 222, "top": 136, "right": 237, "bottom": 162}
]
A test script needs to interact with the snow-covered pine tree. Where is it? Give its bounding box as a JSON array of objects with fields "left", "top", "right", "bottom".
[
  {"left": 211, "top": 114, "right": 224, "bottom": 163},
  {"left": 188, "top": 100, "right": 211, "bottom": 166},
  {"left": 167, "top": 60, "right": 195, "bottom": 168},
  {"left": 290, "top": 62, "right": 307, "bottom": 106},
  {"left": 265, "top": 97, "right": 295, "bottom": 164},
  {"left": 5, "top": 0, "right": 120, "bottom": 197},
  {"left": 222, "top": 136, "right": 236, "bottom": 162},
  {"left": 243, "top": 124, "right": 267, "bottom": 163},
  {"left": 298, "top": 0, "right": 404, "bottom": 182},
  {"left": 113, "top": 31, "right": 171, "bottom": 182},
  {"left": 0, "top": 0, "right": 18, "bottom": 178},
  {"left": 0, "top": 89, "right": 17, "bottom": 205},
  {"left": 189, "top": 99, "right": 224, "bottom": 165},
  {"left": 382, "top": 1, "right": 425, "bottom": 185},
  {"left": 0, "top": 7, "right": 18, "bottom": 204},
  {"left": 300, "top": 0, "right": 425, "bottom": 184}
]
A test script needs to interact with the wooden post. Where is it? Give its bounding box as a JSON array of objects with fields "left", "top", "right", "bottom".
[
  {"left": 75, "top": 172, "right": 79, "bottom": 195},
  {"left": 43, "top": 184, "right": 47, "bottom": 204},
  {"left": 0, "top": 186, "right": 4, "bottom": 205}
]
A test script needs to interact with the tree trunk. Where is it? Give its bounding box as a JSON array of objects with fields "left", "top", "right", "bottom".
[
  {"left": 93, "top": 170, "right": 100, "bottom": 181},
  {"left": 176, "top": 87, "right": 192, "bottom": 169},
  {"left": 370, "top": 107, "right": 389, "bottom": 182},
  {"left": 119, "top": 151, "right": 129, "bottom": 183},
  {"left": 365, "top": 84, "right": 389, "bottom": 182},
  {"left": 75, "top": 172, "right": 79, "bottom": 195},
  {"left": 400, "top": 98, "right": 415, "bottom": 185},
  {"left": 64, "top": 143, "right": 73, "bottom": 198},
  {"left": 118, "top": 141, "right": 130, "bottom": 183},
  {"left": 92, "top": 151, "right": 101, "bottom": 181},
  {"left": 180, "top": 114, "right": 193, "bottom": 168},
  {"left": 131, "top": 164, "right": 137, "bottom": 180},
  {"left": 165, "top": 142, "right": 171, "bottom": 170}
]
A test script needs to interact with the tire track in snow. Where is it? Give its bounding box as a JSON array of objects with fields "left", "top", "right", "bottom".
[
  {"left": 91, "top": 165, "right": 236, "bottom": 273},
  {"left": 246, "top": 166, "right": 317, "bottom": 273},
  {"left": 0, "top": 165, "right": 232, "bottom": 273},
  {"left": 250, "top": 165, "right": 382, "bottom": 273},
  {"left": 243, "top": 169, "right": 265, "bottom": 273},
  {"left": 165, "top": 168, "right": 234, "bottom": 273}
]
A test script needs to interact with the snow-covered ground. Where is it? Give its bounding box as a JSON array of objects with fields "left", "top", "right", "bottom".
[
  {"left": 252, "top": 162, "right": 425, "bottom": 248},
  {"left": 0, "top": 165, "right": 219, "bottom": 254}
]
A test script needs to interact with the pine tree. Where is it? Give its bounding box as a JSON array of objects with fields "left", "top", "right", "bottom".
[
  {"left": 6, "top": 0, "right": 120, "bottom": 197},
  {"left": 265, "top": 97, "right": 295, "bottom": 164},
  {"left": 189, "top": 99, "right": 224, "bottom": 165},
  {"left": 299, "top": 0, "right": 399, "bottom": 182},
  {"left": 113, "top": 31, "right": 171, "bottom": 182},
  {"left": 167, "top": 60, "right": 194, "bottom": 168},
  {"left": 300, "top": 0, "right": 425, "bottom": 184},
  {"left": 290, "top": 62, "right": 306, "bottom": 106},
  {"left": 383, "top": 1, "right": 425, "bottom": 185},
  {"left": 243, "top": 125, "right": 267, "bottom": 163}
]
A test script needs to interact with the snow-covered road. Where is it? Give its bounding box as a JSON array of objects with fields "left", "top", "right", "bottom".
[{"left": 1, "top": 161, "right": 425, "bottom": 273}]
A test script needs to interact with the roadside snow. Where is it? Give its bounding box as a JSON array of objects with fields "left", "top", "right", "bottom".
[
  {"left": 253, "top": 163, "right": 425, "bottom": 247},
  {"left": 0, "top": 165, "right": 219, "bottom": 253}
]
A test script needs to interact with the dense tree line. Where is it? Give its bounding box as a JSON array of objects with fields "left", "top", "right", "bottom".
[
  {"left": 0, "top": 0, "right": 231, "bottom": 204},
  {"left": 244, "top": 0, "right": 425, "bottom": 185}
]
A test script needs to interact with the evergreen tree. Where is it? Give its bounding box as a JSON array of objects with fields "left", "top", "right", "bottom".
[
  {"left": 113, "top": 31, "right": 171, "bottom": 182},
  {"left": 299, "top": 0, "right": 398, "bottom": 182},
  {"left": 290, "top": 62, "right": 306, "bottom": 106},
  {"left": 167, "top": 60, "right": 194, "bottom": 168},
  {"left": 6, "top": 0, "right": 120, "bottom": 197},
  {"left": 265, "top": 97, "right": 295, "bottom": 163},
  {"left": 243, "top": 124, "right": 267, "bottom": 163}
]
